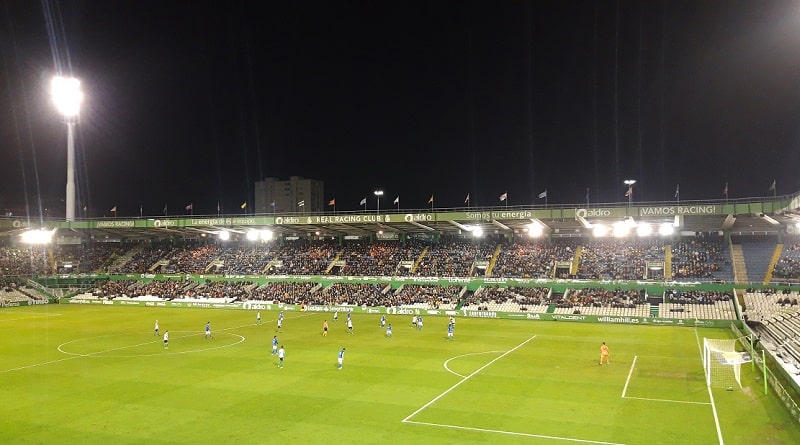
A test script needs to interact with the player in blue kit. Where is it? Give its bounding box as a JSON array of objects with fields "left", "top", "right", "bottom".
[
  {"left": 205, "top": 322, "right": 213, "bottom": 339},
  {"left": 385, "top": 323, "right": 393, "bottom": 338},
  {"left": 446, "top": 322, "right": 454, "bottom": 340},
  {"left": 337, "top": 347, "right": 346, "bottom": 369},
  {"left": 380, "top": 315, "right": 386, "bottom": 328},
  {"left": 271, "top": 335, "right": 279, "bottom": 355},
  {"left": 416, "top": 315, "right": 423, "bottom": 330}
]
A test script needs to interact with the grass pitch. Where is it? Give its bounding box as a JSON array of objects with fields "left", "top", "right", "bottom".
[{"left": 1, "top": 305, "right": 799, "bottom": 444}]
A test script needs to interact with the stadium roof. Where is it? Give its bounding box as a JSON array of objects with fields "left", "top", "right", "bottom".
[{"left": 4, "top": 194, "right": 800, "bottom": 242}]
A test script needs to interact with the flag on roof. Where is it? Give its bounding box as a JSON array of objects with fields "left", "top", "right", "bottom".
[
  {"left": 538, "top": 190, "right": 547, "bottom": 199},
  {"left": 499, "top": 192, "right": 507, "bottom": 202}
]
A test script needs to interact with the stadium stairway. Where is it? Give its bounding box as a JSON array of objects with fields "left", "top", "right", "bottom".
[
  {"left": 410, "top": 246, "right": 429, "bottom": 274},
  {"left": 485, "top": 244, "right": 502, "bottom": 276},
  {"left": 730, "top": 244, "right": 748, "bottom": 284},
  {"left": 664, "top": 245, "right": 673, "bottom": 279},
  {"left": 763, "top": 244, "right": 783, "bottom": 285},
  {"left": 325, "top": 253, "right": 342, "bottom": 274},
  {"left": 570, "top": 246, "right": 582, "bottom": 275}
]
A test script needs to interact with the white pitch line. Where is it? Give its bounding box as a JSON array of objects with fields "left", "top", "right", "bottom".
[
  {"left": 694, "top": 328, "right": 725, "bottom": 445},
  {"left": 0, "top": 313, "right": 62, "bottom": 323},
  {"left": 443, "top": 350, "right": 504, "bottom": 378},
  {"left": 404, "top": 420, "right": 629, "bottom": 445},
  {"left": 621, "top": 355, "right": 638, "bottom": 398},
  {"left": 0, "top": 312, "right": 303, "bottom": 374},
  {"left": 402, "top": 335, "right": 536, "bottom": 423},
  {"left": 622, "top": 396, "right": 710, "bottom": 406}
]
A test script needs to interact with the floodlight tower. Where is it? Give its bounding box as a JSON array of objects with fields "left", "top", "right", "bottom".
[
  {"left": 623, "top": 179, "right": 636, "bottom": 207},
  {"left": 51, "top": 76, "right": 83, "bottom": 222},
  {"left": 374, "top": 190, "right": 384, "bottom": 212}
]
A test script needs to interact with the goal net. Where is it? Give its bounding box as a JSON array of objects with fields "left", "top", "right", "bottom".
[{"left": 702, "top": 337, "right": 752, "bottom": 389}]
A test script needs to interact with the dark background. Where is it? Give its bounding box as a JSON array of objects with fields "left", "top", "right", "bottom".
[{"left": 1, "top": 0, "right": 799, "bottom": 217}]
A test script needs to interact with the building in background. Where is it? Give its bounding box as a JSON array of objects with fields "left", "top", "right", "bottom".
[{"left": 254, "top": 176, "right": 324, "bottom": 214}]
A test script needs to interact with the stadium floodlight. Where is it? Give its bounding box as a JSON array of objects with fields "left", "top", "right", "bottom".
[
  {"left": 246, "top": 229, "right": 260, "bottom": 241},
  {"left": 636, "top": 223, "right": 653, "bottom": 237},
  {"left": 260, "top": 229, "right": 273, "bottom": 241},
  {"left": 470, "top": 226, "right": 483, "bottom": 237},
  {"left": 20, "top": 229, "right": 56, "bottom": 245},
  {"left": 612, "top": 221, "right": 631, "bottom": 237},
  {"left": 527, "top": 222, "right": 543, "bottom": 237},
  {"left": 374, "top": 190, "right": 383, "bottom": 212},
  {"left": 623, "top": 179, "right": 636, "bottom": 206},
  {"left": 592, "top": 223, "right": 608, "bottom": 237},
  {"left": 218, "top": 230, "right": 231, "bottom": 241},
  {"left": 658, "top": 223, "right": 675, "bottom": 237},
  {"left": 51, "top": 76, "right": 83, "bottom": 222}
]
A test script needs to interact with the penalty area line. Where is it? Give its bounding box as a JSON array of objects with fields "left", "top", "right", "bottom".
[
  {"left": 403, "top": 420, "right": 629, "bottom": 445},
  {"left": 402, "top": 335, "right": 536, "bottom": 423}
]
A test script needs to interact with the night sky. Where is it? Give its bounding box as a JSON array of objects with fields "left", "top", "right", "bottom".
[{"left": 1, "top": 1, "right": 800, "bottom": 218}]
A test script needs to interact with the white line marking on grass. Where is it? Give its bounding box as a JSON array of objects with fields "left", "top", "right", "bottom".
[
  {"left": 57, "top": 332, "right": 246, "bottom": 358},
  {"left": 622, "top": 396, "right": 710, "bottom": 405},
  {"left": 404, "top": 420, "right": 628, "bottom": 445},
  {"left": 443, "top": 351, "right": 504, "bottom": 378},
  {"left": 621, "top": 355, "right": 637, "bottom": 398},
  {"left": 403, "top": 335, "right": 536, "bottom": 423},
  {"left": 694, "top": 328, "right": 724, "bottom": 445},
  {"left": 0, "top": 313, "right": 62, "bottom": 323},
  {"left": 620, "top": 354, "right": 712, "bottom": 405}
]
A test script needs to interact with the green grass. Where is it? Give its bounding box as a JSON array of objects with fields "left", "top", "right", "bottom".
[{"left": 1, "top": 305, "right": 799, "bottom": 444}]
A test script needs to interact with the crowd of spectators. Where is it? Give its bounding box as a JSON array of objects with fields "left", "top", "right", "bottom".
[
  {"left": 491, "top": 239, "right": 577, "bottom": 278},
  {"left": 215, "top": 245, "right": 279, "bottom": 275},
  {"left": 772, "top": 243, "right": 800, "bottom": 281},
  {"left": 0, "top": 236, "right": 745, "bottom": 282},
  {"left": 577, "top": 239, "right": 664, "bottom": 280},
  {"left": 55, "top": 244, "right": 130, "bottom": 274},
  {"left": 413, "top": 239, "right": 495, "bottom": 277},
  {"left": 0, "top": 246, "right": 50, "bottom": 276},
  {"left": 272, "top": 239, "right": 339, "bottom": 275},
  {"left": 671, "top": 238, "right": 727, "bottom": 280},
  {"left": 474, "top": 285, "right": 551, "bottom": 309},
  {"left": 391, "top": 284, "right": 462, "bottom": 308},
  {"left": 250, "top": 281, "right": 317, "bottom": 304},
  {"left": 556, "top": 287, "right": 646, "bottom": 309},
  {"left": 664, "top": 289, "right": 733, "bottom": 304},
  {"left": 333, "top": 240, "right": 427, "bottom": 276},
  {"left": 315, "top": 282, "right": 391, "bottom": 306}
]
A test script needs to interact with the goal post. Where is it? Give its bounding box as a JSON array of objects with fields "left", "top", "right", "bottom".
[{"left": 703, "top": 337, "right": 753, "bottom": 390}]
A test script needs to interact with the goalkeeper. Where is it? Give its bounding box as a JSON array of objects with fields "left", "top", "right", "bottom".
[{"left": 600, "top": 342, "right": 610, "bottom": 365}]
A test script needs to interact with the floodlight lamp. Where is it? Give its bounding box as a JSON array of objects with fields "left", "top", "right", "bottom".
[
  {"left": 51, "top": 76, "right": 83, "bottom": 118},
  {"left": 471, "top": 226, "right": 483, "bottom": 237},
  {"left": 218, "top": 230, "right": 231, "bottom": 241},
  {"left": 612, "top": 221, "right": 631, "bottom": 237},
  {"left": 659, "top": 223, "right": 675, "bottom": 237},
  {"left": 623, "top": 179, "right": 636, "bottom": 186},
  {"left": 636, "top": 223, "right": 653, "bottom": 237},
  {"left": 260, "top": 229, "right": 273, "bottom": 241},
  {"left": 527, "top": 223, "right": 543, "bottom": 238},
  {"left": 592, "top": 224, "right": 608, "bottom": 237},
  {"left": 373, "top": 190, "right": 384, "bottom": 196},
  {"left": 20, "top": 229, "right": 56, "bottom": 245},
  {"left": 246, "top": 230, "right": 260, "bottom": 241}
]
